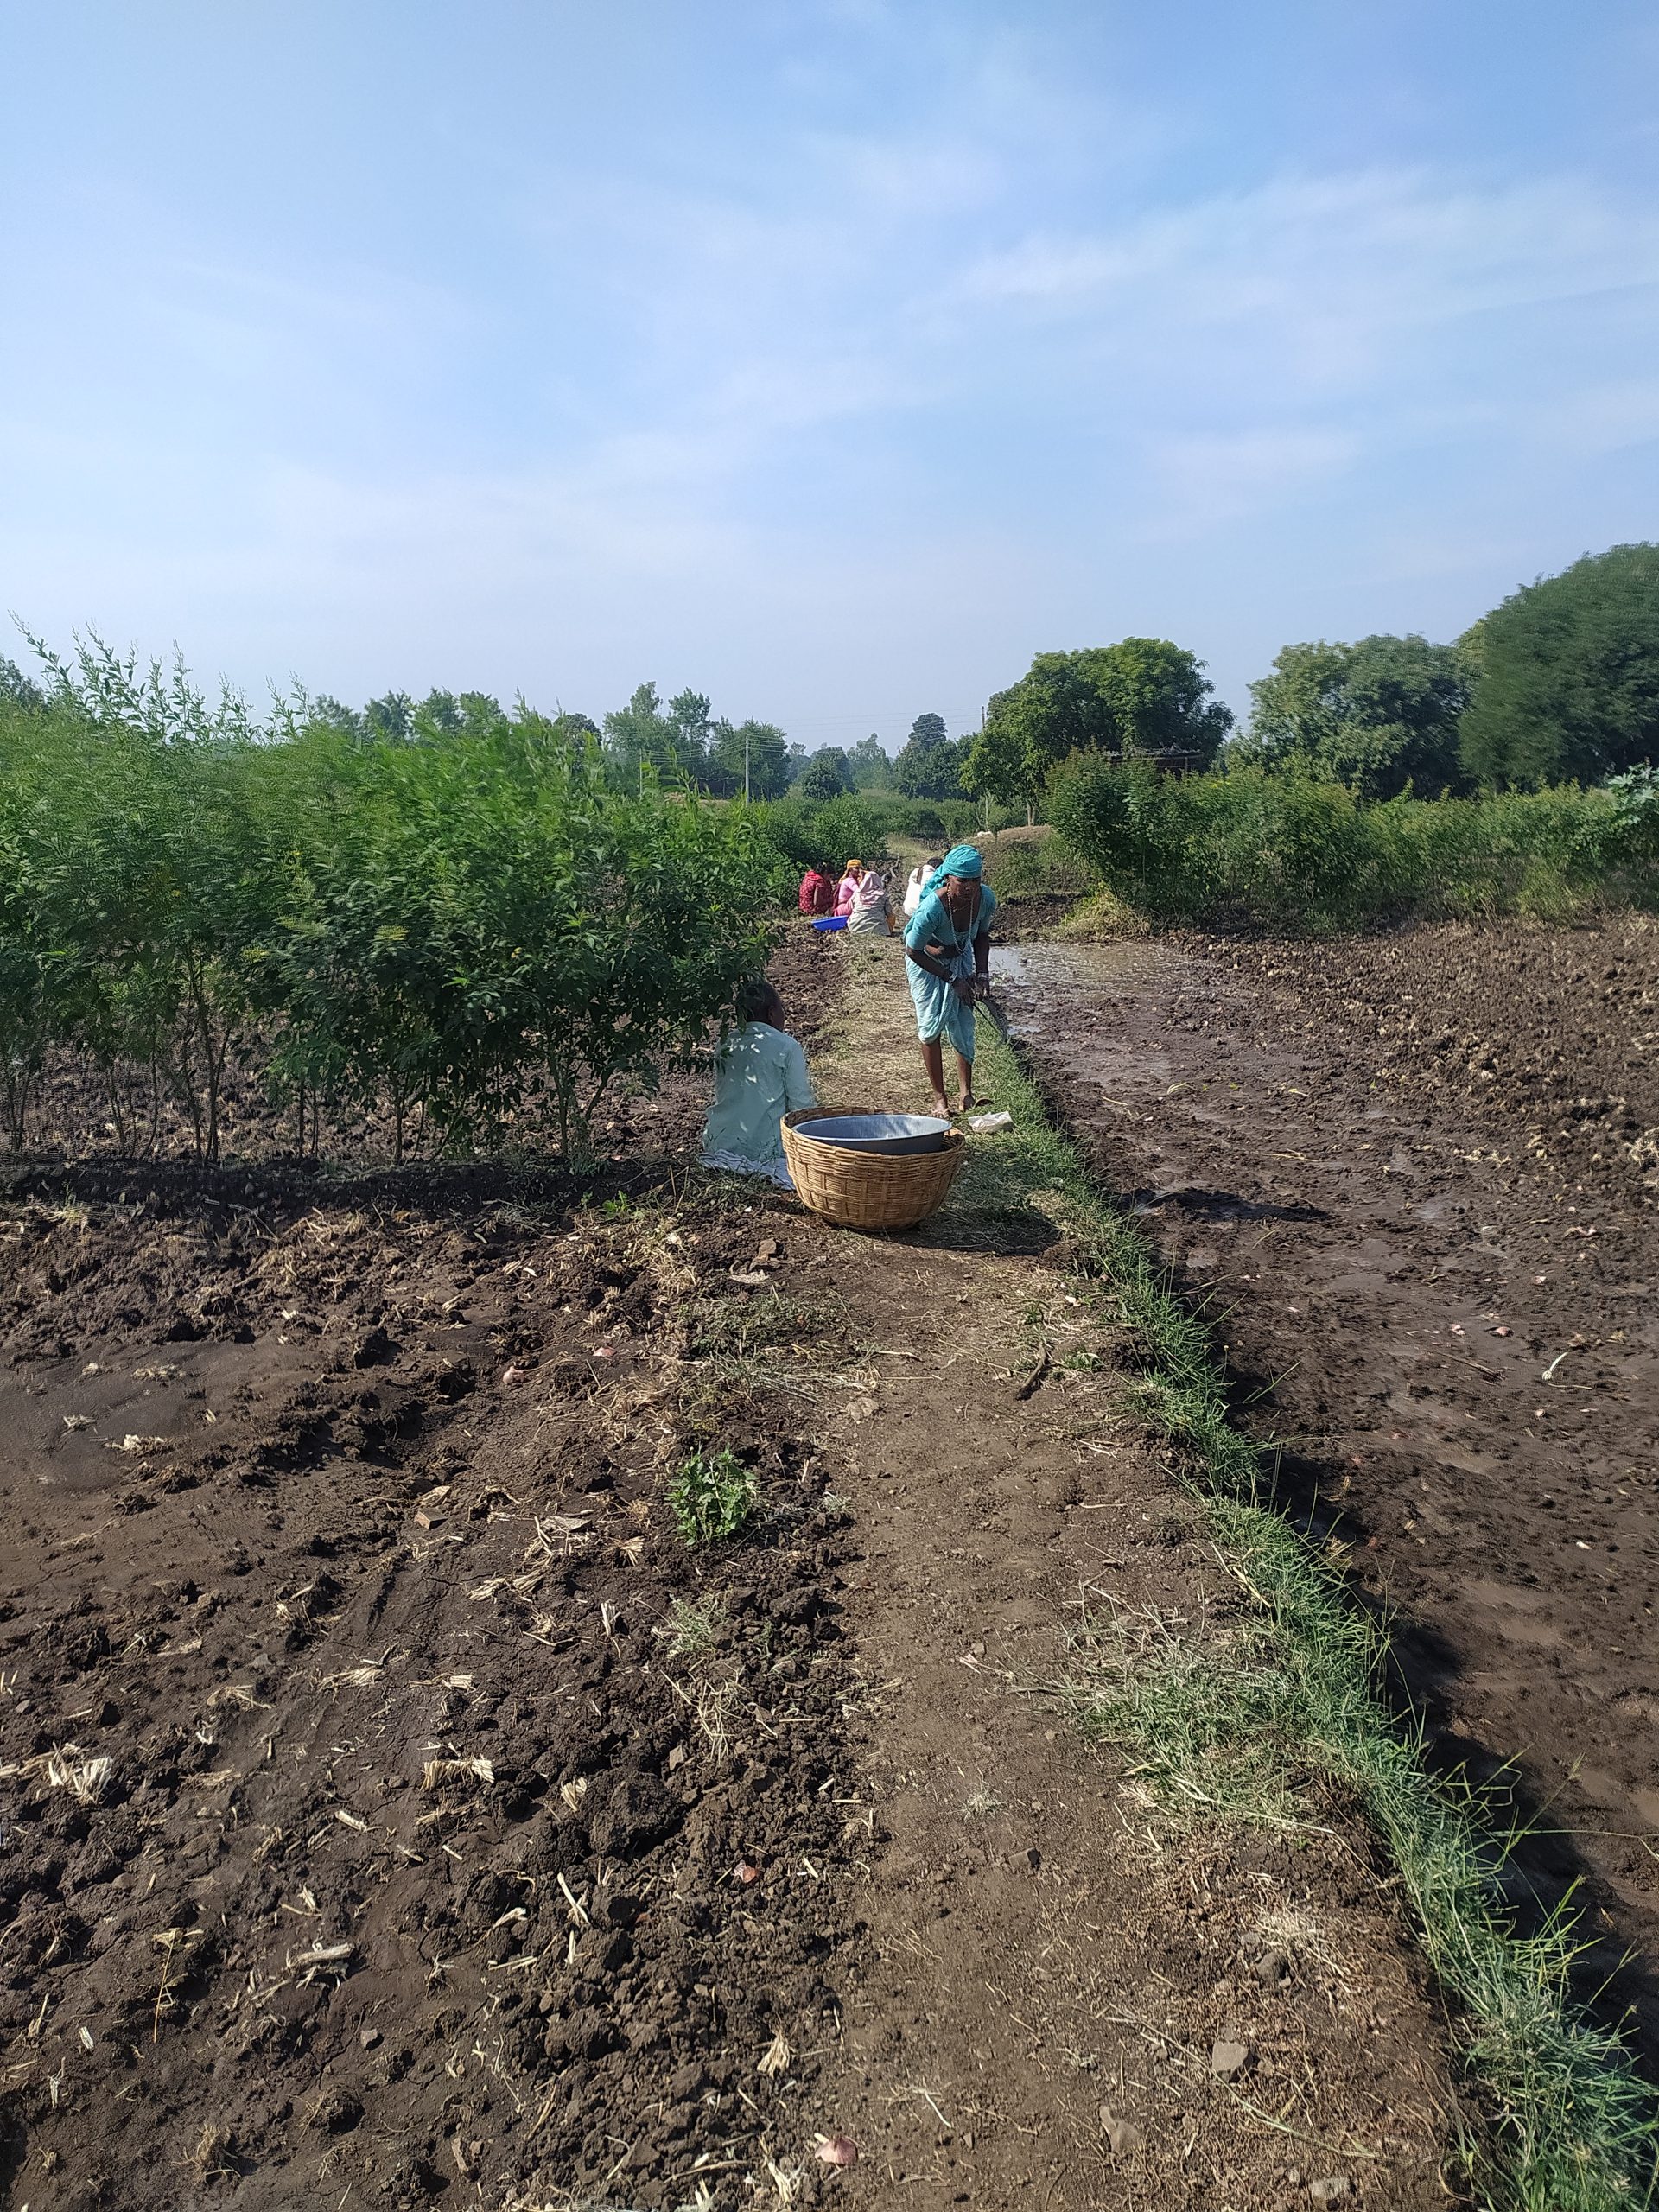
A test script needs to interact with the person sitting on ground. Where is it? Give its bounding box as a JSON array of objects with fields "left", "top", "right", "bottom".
[
  {"left": 902, "top": 855, "right": 942, "bottom": 918},
  {"left": 845, "top": 864, "right": 899, "bottom": 938},
  {"left": 798, "top": 863, "right": 832, "bottom": 916},
  {"left": 835, "top": 858, "right": 866, "bottom": 917},
  {"left": 904, "top": 844, "right": 997, "bottom": 1119},
  {"left": 699, "top": 978, "right": 816, "bottom": 1189}
]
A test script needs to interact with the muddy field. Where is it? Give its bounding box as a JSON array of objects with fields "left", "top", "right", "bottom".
[
  {"left": 997, "top": 914, "right": 1659, "bottom": 2045},
  {"left": 2, "top": 918, "right": 1489, "bottom": 2211}
]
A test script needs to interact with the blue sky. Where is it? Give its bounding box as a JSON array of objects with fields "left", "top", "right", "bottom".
[{"left": 4, "top": 1, "right": 1658, "bottom": 746}]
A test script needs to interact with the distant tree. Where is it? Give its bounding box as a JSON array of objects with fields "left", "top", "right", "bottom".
[
  {"left": 604, "top": 682, "right": 679, "bottom": 783},
  {"left": 365, "top": 691, "right": 415, "bottom": 742},
  {"left": 963, "top": 658, "right": 1114, "bottom": 809},
  {"left": 552, "top": 709, "right": 601, "bottom": 741},
  {"left": 894, "top": 714, "right": 963, "bottom": 798},
  {"left": 959, "top": 714, "right": 1039, "bottom": 813},
  {"left": 0, "top": 656, "right": 45, "bottom": 713},
  {"left": 460, "top": 690, "right": 507, "bottom": 733},
  {"left": 713, "top": 718, "right": 791, "bottom": 800},
  {"left": 405, "top": 689, "right": 508, "bottom": 743},
  {"left": 1093, "top": 639, "right": 1233, "bottom": 760},
  {"left": 784, "top": 742, "right": 810, "bottom": 787},
  {"left": 1245, "top": 635, "right": 1472, "bottom": 797},
  {"left": 849, "top": 733, "right": 893, "bottom": 791},
  {"left": 416, "top": 689, "right": 464, "bottom": 735},
  {"left": 667, "top": 688, "right": 714, "bottom": 779},
  {"left": 799, "top": 746, "right": 855, "bottom": 801},
  {"left": 303, "top": 694, "right": 366, "bottom": 739},
  {"left": 962, "top": 639, "right": 1229, "bottom": 812},
  {"left": 1460, "top": 543, "right": 1659, "bottom": 786}
]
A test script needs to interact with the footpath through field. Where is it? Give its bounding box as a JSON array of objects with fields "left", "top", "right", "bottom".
[{"left": 801, "top": 938, "right": 1460, "bottom": 2209}]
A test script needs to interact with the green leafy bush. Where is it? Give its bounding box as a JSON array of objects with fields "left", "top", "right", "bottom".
[
  {"left": 745, "top": 791, "right": 984, "bottom": 874},
  {"left": 0, "top": 637, "right": 785, "bottom": 1159},
  {"left": 1049, "top": 757, "right": 1649, "bottom": 930},
  {"left": 982, "top": 835, "right": 1095, "bottom": 899},
  {"left": 667, "top": 1448, "right": 759, "bottom": 1545},
  {"left": 1606, "top": 765, "right": 1659, "bottom": 857}
]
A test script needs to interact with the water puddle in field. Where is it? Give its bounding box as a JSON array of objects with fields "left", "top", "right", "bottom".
[{"left": 988, "top": 938, "right": 1144, "bottom": 996}]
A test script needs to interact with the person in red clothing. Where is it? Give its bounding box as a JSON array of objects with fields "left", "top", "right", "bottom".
[{"left": 798, "top": 864, "right": 834, "bottom": 916}]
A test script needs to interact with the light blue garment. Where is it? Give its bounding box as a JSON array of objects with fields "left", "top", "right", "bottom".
[
  {"left": 904, "top": 882, "right": 998, "bottom": 1061},
  {"left": 700, "top": 1021, "right": 816, "bottom": 1170}
]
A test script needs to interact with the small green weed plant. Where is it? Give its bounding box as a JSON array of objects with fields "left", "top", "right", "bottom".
[{"left": 667, "top": 1448, "right": 758, "bottom": 1547}]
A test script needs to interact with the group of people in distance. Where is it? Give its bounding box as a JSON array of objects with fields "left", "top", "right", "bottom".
[
  {"left": 700, "top": 844, "right": 997, "bottom": 1187},
  {"left": 796, "top": 855, "right": 898, "bottom": 937}
]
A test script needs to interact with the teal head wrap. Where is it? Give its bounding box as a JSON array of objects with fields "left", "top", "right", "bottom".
[{"left": 925, "top": 843, "right": 983, "bottom": 895}]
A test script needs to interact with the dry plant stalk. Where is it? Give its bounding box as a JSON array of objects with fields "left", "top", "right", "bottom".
[
  {"left": 421, "top": 1756, "right": 495, "bottom": 1789},
  {"left": 12, "top": 1744, "right": 115, "bottom": 1802}
]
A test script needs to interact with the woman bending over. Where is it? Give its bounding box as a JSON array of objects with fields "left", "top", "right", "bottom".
[{"left": 903, "top": 845, "right": 995, "bottom": 1118}]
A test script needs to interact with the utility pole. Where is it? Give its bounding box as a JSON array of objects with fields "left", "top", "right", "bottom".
[{"left": 744, "top": 726, "right": 750, "bottom": 801}]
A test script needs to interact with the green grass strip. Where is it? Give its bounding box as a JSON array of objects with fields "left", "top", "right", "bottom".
[{"left": 963, "top": 1020, "right": 1659, "bottom": 2212}]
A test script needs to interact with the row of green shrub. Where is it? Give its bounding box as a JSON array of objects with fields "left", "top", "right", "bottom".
[
  {"left": 0, "top": 672, "right": 783, "bottom": 1160},
  {"left": 1047, "top": 759, "right": 1659, "bottom": 930},
  {"left": 739, "top": 789, "right": 1001, "bottom": 873}
]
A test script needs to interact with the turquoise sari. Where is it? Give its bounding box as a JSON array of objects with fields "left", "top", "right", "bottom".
[{"left": 904, "top": 882, "right": 997, "bottom": 1060}]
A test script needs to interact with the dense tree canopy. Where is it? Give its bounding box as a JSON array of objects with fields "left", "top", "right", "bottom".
[
  {"left": 600, "top": 683, "right": 791, "bottom": 795},
  {"left": 798, "top": 745, "right": 855, "bottom": 800},
  {"left": 961, "top": 639, "right": 1231, "bottom": 808},
  {"left": 665, "top": 688, "right": 714, "bottom": 777},
  {"left": 1243, "top": 634, "right": 1473, "bottom": 798},
  {"left": 365, "top": 691, "right": 415, "bottom": 743},
  {"left": 893, "top": 714, "right": 963, "bottom": 798},
  {"left": 1459, "top": 544, "right": 1659, "bottom": 786}
]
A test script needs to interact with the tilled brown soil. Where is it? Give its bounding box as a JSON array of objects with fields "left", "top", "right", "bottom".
[
  {"left": 1, "top": 919, "right": 1481, "bottom": 2210},
  {"left": 0, "top": 934, "right": 859, "bottom": 2210},
  {"left": 996, "top": 914, "right": 1659, "bottom": 2046},
  {"left": 0, "top": 1174, "right": 868, "bottom": 2209}
]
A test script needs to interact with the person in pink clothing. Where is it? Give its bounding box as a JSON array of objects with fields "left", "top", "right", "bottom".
[{"left": 835, "top": 859, "right": 866, "bottom": 917}]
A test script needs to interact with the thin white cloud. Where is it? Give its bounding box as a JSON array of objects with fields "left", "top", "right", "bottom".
[{"left": 947, "top": 168, "right": 1659, "bottom": 380}]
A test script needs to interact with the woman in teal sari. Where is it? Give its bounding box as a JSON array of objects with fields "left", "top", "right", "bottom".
[{"left": 903, "top": 844, "right": 997, "bottom": 1118}]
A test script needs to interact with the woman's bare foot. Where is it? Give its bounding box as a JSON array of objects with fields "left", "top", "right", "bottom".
[{"left": 929, "top": 1094, "right": 951, "bottom": 1120}]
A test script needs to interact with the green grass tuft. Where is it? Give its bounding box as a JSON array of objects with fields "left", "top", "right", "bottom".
[{"left": 970, "top": 1020, "right": 1659, "bottom": 2212}]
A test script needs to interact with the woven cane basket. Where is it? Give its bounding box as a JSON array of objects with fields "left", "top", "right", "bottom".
[{"left": 782, "top": 1106, "right": 965, "bottom": 1231}]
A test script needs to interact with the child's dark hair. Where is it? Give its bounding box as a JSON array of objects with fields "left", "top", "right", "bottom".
[{"left": 736, "top": 977, "right": 783, "bottom": 1026}]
